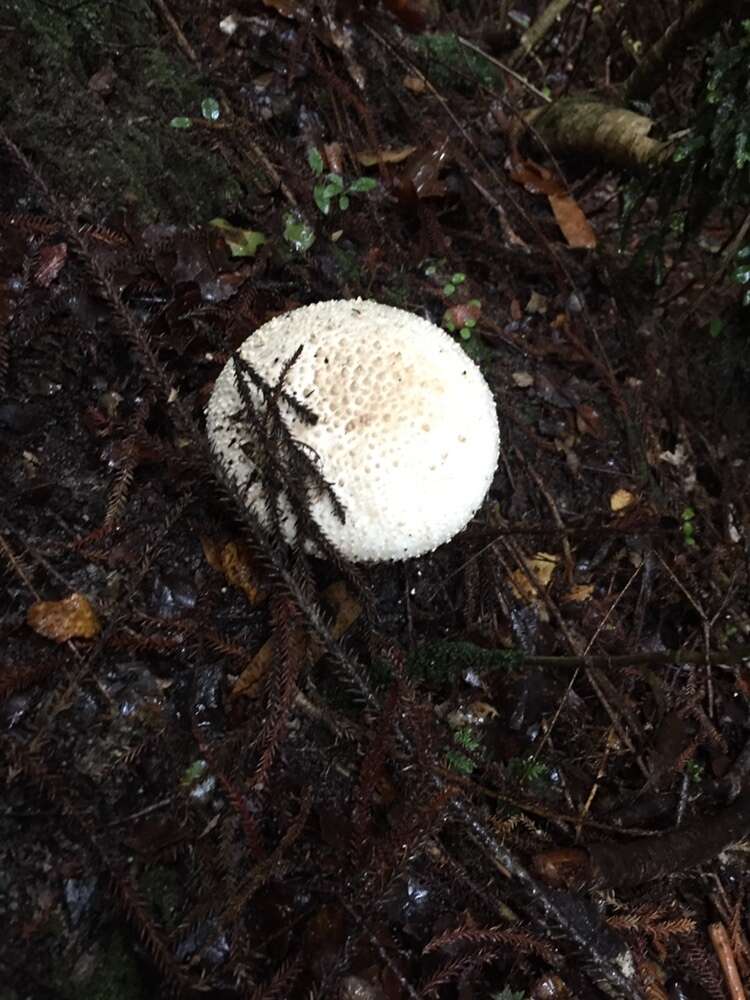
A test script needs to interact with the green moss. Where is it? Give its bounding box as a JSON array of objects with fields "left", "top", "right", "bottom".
[
  {"left": 2, "top": 0, "right": 243, "bottom": 222},
  {"left": 410, "top": 33, "right": 505, "bottom": 92}
]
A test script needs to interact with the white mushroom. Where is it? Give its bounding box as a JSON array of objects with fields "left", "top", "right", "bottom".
[{"left": 206, "top": 298, "right": 499, "bottom": 562}]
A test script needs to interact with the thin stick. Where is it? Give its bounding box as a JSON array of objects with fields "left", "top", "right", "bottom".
[{"left": 708, "top": 921, "right": 746, "bottom": 1000}]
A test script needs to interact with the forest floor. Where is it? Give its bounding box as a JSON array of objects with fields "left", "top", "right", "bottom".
[{"left": 1, "top": 2, "right": 750, "bottom": 999}]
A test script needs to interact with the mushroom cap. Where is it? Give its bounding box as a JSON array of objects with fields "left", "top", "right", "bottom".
[{"left": 206, "top": 298, "right": 499, "bottom": 562}]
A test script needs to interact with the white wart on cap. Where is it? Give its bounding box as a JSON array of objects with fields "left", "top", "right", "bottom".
[{"left": 206, "top": 298, "right": 499, "bottom": 562}]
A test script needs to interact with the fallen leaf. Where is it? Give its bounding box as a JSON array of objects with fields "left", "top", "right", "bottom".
[
  {"left": 610, "top": 488, "right": 636, "bottom": 512},
  {"left": 510, "top": 552, "right": 558, "bottom": 601},
  {"left": 508, "top": 157, "right": 562, "bottom": 196},
  {"left": 508, "top": 156, "right": 596, "bottom": 248},
  {"left": 232, "top": 582, "right": 361, "bottom": 697},
  {"left": 575, "top": 403, "right": 604, "bottom": 438},
  {"left": 548, "top": 193, "right": 597, "bottom": 249},
  {"left": 28, "top": 593, "right": 100, "bottom": 642},
  {"left": 403, "top": 74, "right": 427, "bottom": 93},
  {"left": 382, "top": 0, "right": 440, "bottom": 31},
  {"left": 526, "top": 291, "right": 548, "bottom": 314},
  {"left": 209, "top": 219, "right": 266, "bottom": 258},
  {"left": 512, "top": 372, "right": 534, "bottom": 388},
  {"left": 562, "top": 584, "right": 595, "bottom": 604},
  {"left": 324, "top": 142, "right": 344, "bottom": 174},
  {"left": 261, "top": 0, "right": 306, "bottom": 17},
  {"left": 356, "top": 146, "right": 417, "bottom": 166}
]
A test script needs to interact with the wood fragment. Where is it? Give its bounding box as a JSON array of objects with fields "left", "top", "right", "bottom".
[{"left": 709, "top": 921, "right": 746, "bottom": 1000}]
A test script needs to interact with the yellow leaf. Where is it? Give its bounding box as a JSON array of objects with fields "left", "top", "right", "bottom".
[
  {"left": 220, "top": 541, "right": 268, "bottom": 607},
  {"left": 27, "top": 593, "right": 100, "bottom": 642},
  {"left": 232, "top": 582, "right": 361, "bottom": 698},
  {"left": 562, "top": 584, "right": 595, "bottom": 604},
  {"left": 610, "top": 488, "right": 636, "bottom": 512},
  {"left": 510, "top": 552, "right": 558, "bottom": 601}
]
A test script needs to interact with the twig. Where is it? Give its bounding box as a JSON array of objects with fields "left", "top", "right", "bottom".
[
  {"left": 505, "top": 0, "right": 575, "bottom": 69},
  {"left": 457, "top": 36, "right": 552, "bottom": 103},
  {"left": 522, "top": 646, "right": 750, "bottom": 670},
  {"left": 708, "top": 921, "right": 746, "bottom": 1000},
  {"left": 625, "top": 0, "right": 741, "bottom": 103}
]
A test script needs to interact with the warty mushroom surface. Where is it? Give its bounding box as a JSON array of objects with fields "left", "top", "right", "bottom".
[{"left": 206, "top": 298, "right": 500, "bottom": 562}]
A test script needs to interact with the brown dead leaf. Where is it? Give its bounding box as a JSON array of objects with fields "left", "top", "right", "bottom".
[
  {"left": 324, "top": 142, "right": 344, "bottom": 174},
  {"left": 383, "top": 0, "right": 440, "bottom": 31},
  {"left": 356, "top": 146, "right": 417, "bottom": 166},
  {"left": 610, "top": 488, "right": 636, "bottom": 512},
  {"left": 221, "top": 542, "right": 267, "bottom": 606},
  {"left": 28, "top": 593, "right": 100, "bottom": 642},
  {"left": 562, "top": 584, "right": 595, "bottom": 604},
  {"left": 575, "top": 403, "right": 604, "bottom": 439},
  {"left": 232, "top": 581, "right": 362, "bottom": 697},
  {"left": 508, "top": 157, "right": 562, "bottom": 196},
  {"left": 403, "top": 74, "right": 427, "bottom": 93},
  {"left": 261, "top": 0, "right": 305, "bottom": 17},
  {"left": 548, "top": 193, "right": 597, "bottom": 249},
  {"left": 510, "top": 552, "right": 558, "bottom": 601},
  {"left": 508, "top": 156, "right": 596, "bottom": 249}
]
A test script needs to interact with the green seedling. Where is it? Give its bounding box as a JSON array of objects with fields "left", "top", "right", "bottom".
[
  {"left": 681, "top": 506, "right": 697, "bottom": 546},
  {"left": 283, "top": 212, "right": 315, "bottom": 253},
  {"left": 443, "top": 272, "right": 466, "bottom": 296},
  {"left": 443, "top": 298, "right": 481, "bottom": 340},
  {"left": 507, "top": 754, "right": 549, "bottom": 786},
  {"left": 170, "top": 96, "right": 220, "bottom": 130},
  {"left": 307, "top": 147, "right": 377, "bottom": 214},
  {"left": 446, "top": 725, "right": 483, "bottom": 775}
]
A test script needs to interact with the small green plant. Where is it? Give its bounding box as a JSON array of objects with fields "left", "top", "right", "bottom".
[
  {"left": 170, "top": 95, "right": 220, "bottom": 129},
  {"left": 283, "top": 211, "right": 315, "bottom": 253},
  {"left": 446, "top": 725, "right": 483, "bottom": 775},
  {"left": 443, "top": 298, "right": 482, "bottom": 340},
  {"left": 685, "top": 759, "right": 705, "bottom": 784},
  {"left": 491, "top": 990, "right": 527, "bottom": 1000},
  {"left": 681, "top": 506, "right": 697, "bottom": 546},
  {"left": 307, "top": 147, "right": 377, "bottom": 214},
  {"left": 443, "top": 272, "right": 466, "bottom": 296},
  {"left": 507, "top": 754, "right": 549, "bottom": 786}
]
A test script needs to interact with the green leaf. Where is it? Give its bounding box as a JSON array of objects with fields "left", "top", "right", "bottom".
[
  {"left": 209, "top": 218, "right": 267, "bottom": 257},
  {"left": 201, "top": 97, "right": 221, "bottom": 121},
  {"left": 324, "top": 173, "right": 345, "bottom": 194},
  {"left": 734, "top": 264, "right": 750, "bottom": 284},
  {"left": 709, "top": 317, "right": 723, "bottom": 338},
  {"left": 445, "top": 750, "right": 475, "bottom": 775},
  {"left": 314, "top": 184, "right": 332, "bottom": 215},
  {"left": 348, "top": 177, "right": 378, "bottom": 194},
  {"left": 443, "top": 282, "right": 456, "bottom": 296},
  {"left": 169, "top": 116, "right": 192, "bottom": 129},
  {"left": 736, "top": 131, "right": 750, "bottom": 169},
  {"left": 180, "top": 759, "right": 208, "bottom": 787},
  {"left": 338, "top": 194, "right": 350, "bottom": 211},
  {"left": 451, "top": 272, "right": 466, "bottom": 284},
  {"left": 283, "top": 212, "right": 316, "bottom": 252},
  {"left": 307, "top": 147, "right": 325, "bottom": 175},
  {"left": 460, "top": 327, "right": 472, "bottom": 340}
]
